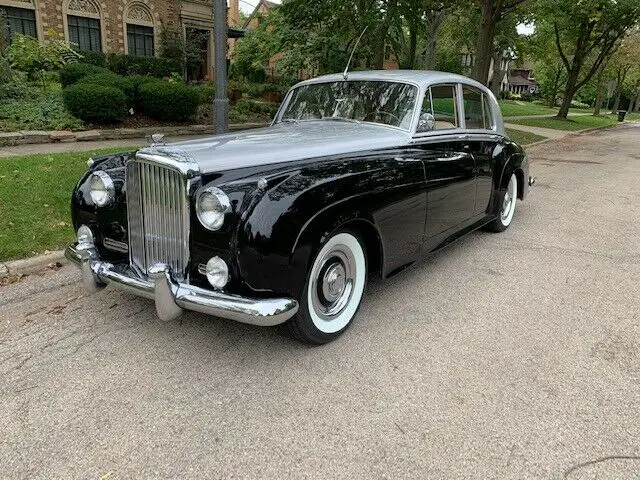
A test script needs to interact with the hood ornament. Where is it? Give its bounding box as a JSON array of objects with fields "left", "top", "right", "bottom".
[{"left": 148, "top": 133, "right": 166, "bottom": 146}]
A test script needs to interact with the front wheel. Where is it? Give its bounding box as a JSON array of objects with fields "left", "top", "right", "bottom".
[
  {"left": 485, "top": 173, "right": 518, "bottom": 233},
  {"left": 284, "top": 231, "right": 367, "bottom": 344}
]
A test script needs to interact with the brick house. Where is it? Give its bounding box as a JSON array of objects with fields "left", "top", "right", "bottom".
[{"left": 0, "top": 0, "right": 241, "bottom": 79}]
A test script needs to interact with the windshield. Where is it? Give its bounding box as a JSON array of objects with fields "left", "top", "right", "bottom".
[{"left": 279, "top": 80, "right": 418, "bottom": 130}]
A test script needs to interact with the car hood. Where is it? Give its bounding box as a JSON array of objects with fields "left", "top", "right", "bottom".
[{"left": 136, "top": 121, "right": 410, "bottom": 173}]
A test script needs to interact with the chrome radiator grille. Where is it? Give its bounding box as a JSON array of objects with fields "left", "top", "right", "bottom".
[{"left": 126, "top": 161, "right": 190, "bottom": 279}]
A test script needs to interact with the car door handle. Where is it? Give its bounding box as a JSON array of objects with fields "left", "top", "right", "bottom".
[{"left": 458, "top": 134, "right": 471, "bottom": 140}]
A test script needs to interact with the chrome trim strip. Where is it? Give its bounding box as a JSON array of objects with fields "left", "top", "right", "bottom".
[
  {"left": 65, "top": 244, "right": 299, "bottom": 327},
  {"left": 103, "top": 238, "right": 129, "bottom": 253}
]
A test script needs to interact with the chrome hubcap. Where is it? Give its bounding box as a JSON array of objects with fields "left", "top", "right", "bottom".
[
  {"left": 501, "top": 177, "right": 516, "bottom": 222},
  {"left": 311, "top": 248, "right": 356, "bottom": 320},
  {"left": 322, "top": 263, "right": 346, "bottom": 302}
]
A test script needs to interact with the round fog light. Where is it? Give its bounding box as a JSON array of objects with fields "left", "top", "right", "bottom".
[
  {"left": 77, "top": 225, "right": 94, "bottom": 249},
  {"left": 206, "top": 257, "right": 229, "bottom": 289}
]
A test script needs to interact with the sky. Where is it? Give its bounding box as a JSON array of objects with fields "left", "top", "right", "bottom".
[{"left": 238, "top": 0, "right": 281, "bottom": 14}]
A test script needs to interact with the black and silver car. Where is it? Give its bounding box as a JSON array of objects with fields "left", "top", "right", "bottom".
[{"left": 66, "top": 70, "right": 533, "bottom": 344}]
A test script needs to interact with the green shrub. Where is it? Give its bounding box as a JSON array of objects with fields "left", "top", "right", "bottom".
[
  {"left": 137, "top": 81, "right": 199, "bottom": 121},
  {"left": 196, "top": 82, "right": 215, "bottom": 104},
  {"left": 234, "top": 98, "right": 278, "bottom": 117},
  {"left": 63, "top": 83, "right": 128, "bottom": 123},
  {"left": 0, "top": 93, "right": 84, "bottom": 131},
  {"left": 106, "top": 53, "right": 181, "bottom": 78},
  {"left": 0, "top": 81, "right": 29, "bottom": 100},
  {"left": 78, "top": 51, "right": 109, "bottom": 68},
  {"left": 59, "top": 62, "right": 111, "bottom": 87},
  {"left": 0, "top": 56, "right": 12, "bottom": 83},
  {"left": 570, "top": 99, "right": 590, "bottom": 109}
]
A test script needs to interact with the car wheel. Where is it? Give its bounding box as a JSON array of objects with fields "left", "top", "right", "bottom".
[
  {"left": 285, "top": 231, "right": 367, "bottom": 344},
  {"left": 485, "top": 173, "right": 518, "bottom": 233}
]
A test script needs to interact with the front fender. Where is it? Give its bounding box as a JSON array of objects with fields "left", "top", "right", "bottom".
[{"left": 235, "top": 154, "right": 422, "bottom": 298}]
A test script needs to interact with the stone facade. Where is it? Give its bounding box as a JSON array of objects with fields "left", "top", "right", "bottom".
[{"left": 1, "top": 0, "right": 240, "bottom": 66}]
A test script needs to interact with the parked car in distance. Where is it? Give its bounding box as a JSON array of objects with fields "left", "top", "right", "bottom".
[{"left": 66, "top": 70, "right": 533, "bottom": 344}]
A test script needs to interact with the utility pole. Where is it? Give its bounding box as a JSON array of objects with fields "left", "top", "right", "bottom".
[{"left": 213, "top": 0, "right": 229, "bottom": 134}]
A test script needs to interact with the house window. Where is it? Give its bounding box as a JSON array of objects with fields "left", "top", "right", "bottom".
[
  {"left": 127, "top": 24, "right": 154, "bottom": 56},
  {"left": 1, "top": 6, "right": 37, "bottom": 45},
  {"left": 68, "top": 15, "right": 101, "bottom": 52}
]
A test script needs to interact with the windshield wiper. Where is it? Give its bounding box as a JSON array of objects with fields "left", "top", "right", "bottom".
[{"left": 280, "top": 118, "right": 299, "bottom": 124}]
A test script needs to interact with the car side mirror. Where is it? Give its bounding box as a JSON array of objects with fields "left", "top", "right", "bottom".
[{"left": 417, "top": 113, "right": 436, "bottom": 133}]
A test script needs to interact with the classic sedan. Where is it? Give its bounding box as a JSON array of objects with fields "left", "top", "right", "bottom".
[{"left": 66, "top": 70, "right": 533, "bottom": 344}]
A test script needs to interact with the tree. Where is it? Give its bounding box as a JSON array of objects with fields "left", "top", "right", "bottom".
[
  {"left": 536, "top": 0, "right": 640, "bottom": 119},
  {"left": 470, "top": 0, "right": 529, "bottom": 84}
]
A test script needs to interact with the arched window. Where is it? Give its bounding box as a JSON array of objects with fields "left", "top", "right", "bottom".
[
  {"left": 0, "top": 0, "right": 39, "bottom": 46},
  {"left": 63, "top": 0, "right": 102, "bottom": 52},
  {"left": 124, "top": 2, "right": 154, "bottom": 57}
]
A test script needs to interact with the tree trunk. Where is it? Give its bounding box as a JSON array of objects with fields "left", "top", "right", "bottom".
[
  {"left": 557, "top": 68, "right": 580, "bottom": 119},
  {"left": 547, "top": 69, "right": 563, "bottom": 107},
  {"left": 407, "top": 26, "right": 417, "bottom": 69},
  {"left": 490, "top": 50, "right": 505, "bottom": 98},
  {"left": 424, "top": 10, "right": 444, "bottom": 70},
  {"left": 634, "top": 89, "right": 640, "bottom": 112},
  {"left": 592, "top": 61, "right": 607, "bottom": 116},
  {"left": 471, "top": 0, "right": 496, "bottom": 85},
  {"left": 611, "top": 93, "right": 621, "bottom": 113}
]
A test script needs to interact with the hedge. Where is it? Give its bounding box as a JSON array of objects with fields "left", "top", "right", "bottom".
[
  {"left": 137, "top": 81, "right": 199, "bottom": 121},
  {"left": 106, "top": 54, "right": 181, "bottom": 77},
  {"left": 63, "top": 83, "right": 128, "bottom": 123},
  {"left": 59, "top": 63, "right": 112, "bottom": 87}
]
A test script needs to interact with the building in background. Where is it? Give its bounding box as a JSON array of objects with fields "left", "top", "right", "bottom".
[{"left": 0, "top": 0, "right": 241, "bottom": 80}]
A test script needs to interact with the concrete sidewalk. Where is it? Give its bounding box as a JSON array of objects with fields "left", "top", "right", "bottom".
[
  {"left": 504, "top": 122, "right": 572, "bottom": 140},
  {"left": 0, "top": 134, "right": 210, "bottom": 158}
]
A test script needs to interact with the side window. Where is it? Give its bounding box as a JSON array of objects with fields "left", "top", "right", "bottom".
[
  {"left": 425, "top": 85, "right": 459, "bottom": 130},
  {"left": 463, "top": 85, "right": 494, "bottom": 130}
]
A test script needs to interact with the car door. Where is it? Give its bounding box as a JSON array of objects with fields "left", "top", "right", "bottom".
[
  {"left": 414, "top": 83, "right": 476, "bottom": 250},
  {"left": 460, "top": 84, "right": 502, "bottom": 216}
]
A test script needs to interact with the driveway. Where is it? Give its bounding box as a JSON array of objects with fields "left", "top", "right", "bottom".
[{"left": 2, "top": 124, "right": 639, "bottom": 479}]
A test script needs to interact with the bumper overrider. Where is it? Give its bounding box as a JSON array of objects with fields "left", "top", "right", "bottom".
[{"left": 64, "top": 243, "right": 299, "bottom": 326}]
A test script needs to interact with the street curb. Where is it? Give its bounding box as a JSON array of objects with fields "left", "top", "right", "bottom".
[
  {"left": 523, "top": 123, "right": 625, "bottom": 149},
  {"left": 0, "top": 123, "right": 270, "bottom": 147},
  {"left": 0, "top": 250, "right": 67, "bottom": 279}
]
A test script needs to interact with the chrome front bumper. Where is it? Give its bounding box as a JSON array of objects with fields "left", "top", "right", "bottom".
[{"left": 65, "top": 244, "right": 299, "bottom": 326}]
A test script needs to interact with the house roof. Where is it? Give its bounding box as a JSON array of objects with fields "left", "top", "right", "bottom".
[
  {"left": 508, "top": 69, "right": 538, "bottom": 86},
  {"left": 243, "top": 0, "right": 279, "bottom": 29}
]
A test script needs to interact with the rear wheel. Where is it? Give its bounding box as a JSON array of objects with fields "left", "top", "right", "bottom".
[
  {"left": 485, "top": 173, "right": 518, "bottom": 233},
  {"left": 285, "top": 231, "right": 367, "bottom": 344}
]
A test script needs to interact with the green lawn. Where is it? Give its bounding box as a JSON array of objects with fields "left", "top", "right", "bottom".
[
  {"left": 505, "top": 128, "right": 547, "bottom": 145},
  {"left": 509, "top": 114, "right": 618, "bottom": 131},
  {"left": 498, "top": 100, "right": 559, "bottom": 117},
  {"left": 0, "top": 147, "right": 134, "bottom": 262}
]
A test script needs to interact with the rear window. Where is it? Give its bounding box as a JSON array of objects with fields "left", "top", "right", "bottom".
[{"left": 462, "top": 85, "right": 494, "bottom": 130}]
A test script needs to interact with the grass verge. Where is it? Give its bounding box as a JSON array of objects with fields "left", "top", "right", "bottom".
[
  {"left": 0, "top": 147, "right": 134, "bottom": 262},
  {"left": 509, "top": 114, "right": 618, "bottom": 131},
  {"left": 505, "top": 128, "right": 547, "bottom": 145}
]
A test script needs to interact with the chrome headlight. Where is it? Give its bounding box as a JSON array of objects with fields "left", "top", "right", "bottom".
[
  {"left": 89, "top": 171, "right": 115, "bottom": 207},
  {"left": 196, "top": 186, "right": 230, "bottom": 231}
]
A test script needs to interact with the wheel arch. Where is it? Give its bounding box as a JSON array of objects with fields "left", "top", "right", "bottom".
[{"left": 292, "top": 207, "right": 385, "bottom": 280}]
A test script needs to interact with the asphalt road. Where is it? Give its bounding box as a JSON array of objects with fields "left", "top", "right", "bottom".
[{"left": 2, "top": 124, "right": 639, "bottom": 479}]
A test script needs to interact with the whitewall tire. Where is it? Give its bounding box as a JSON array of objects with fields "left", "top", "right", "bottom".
[
  {"left": 285, "top": 231, "right": 367, "bottom": 344},
  {"left": 486, "top": 173, "right": 518, "bottom": 232}
]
